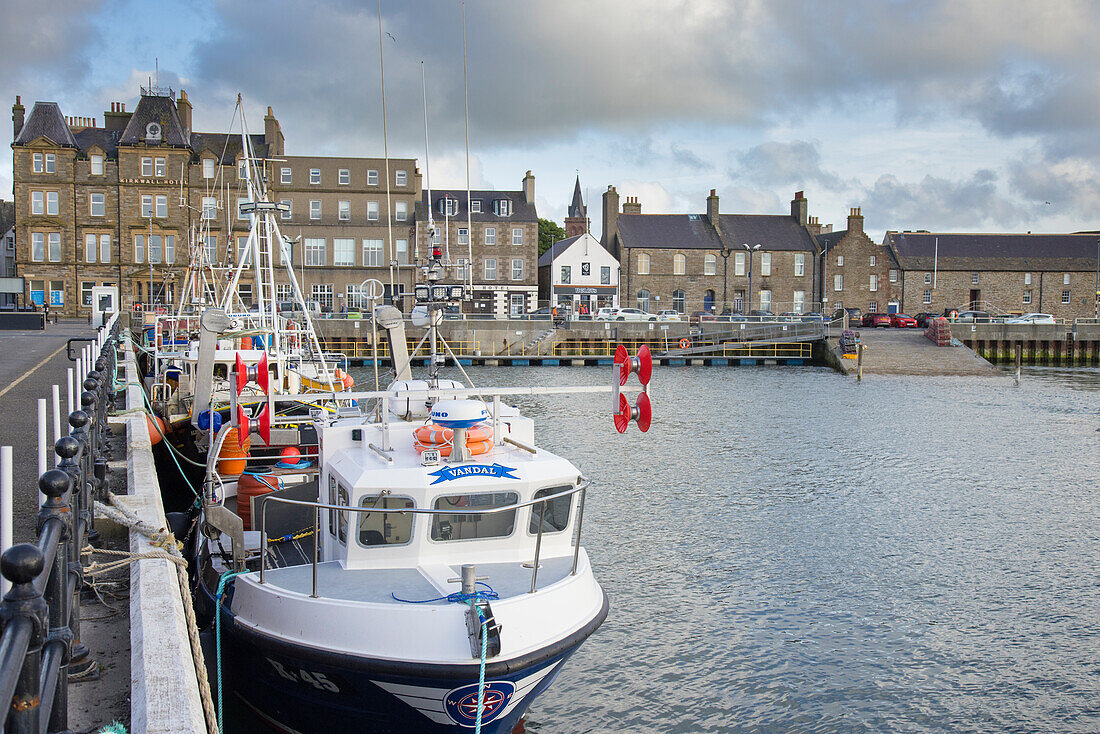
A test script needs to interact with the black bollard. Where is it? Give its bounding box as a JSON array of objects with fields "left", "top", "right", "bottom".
[
  {"left": 0, "top": 544, "right": 48, "bottom": 734},
  {"left": 36, "top": 470, "right": 75, "bottom": 727}
]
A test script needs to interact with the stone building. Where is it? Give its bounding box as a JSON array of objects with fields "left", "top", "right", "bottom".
[
  {"left": 0, "top": 200, "right": 14, "bottom": 307},
  {"left": 11, "top": 87, "right": 286, "bottom": 316},
  {"left": 266, "top": 155, "right": 420, "bottom": 311},
  {"left": 413, "top": 173, "right": 540, "bottom": 318},
  {"left": 884, "top": 232, "right": 1100, "bottom": 320},
  {"left": 816, "top": 208, "right": 898, "bottom": 315},
  {"left": 602, "top": 188, "right": 822, "bottom": 315}
]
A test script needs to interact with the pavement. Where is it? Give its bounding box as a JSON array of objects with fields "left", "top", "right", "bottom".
[
  {"left": 0, "top": 319, "right": 96, "bottom": 542},
  {"left": 830, "top": 326, "right": 1005, "bottom": 377}
]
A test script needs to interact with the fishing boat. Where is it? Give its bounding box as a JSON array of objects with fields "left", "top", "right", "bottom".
[{"left": 189, "top": 256, "right": 654, "bottom": 732}]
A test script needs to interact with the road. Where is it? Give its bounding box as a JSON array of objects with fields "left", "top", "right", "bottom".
[{"left": 0, "top": 319, "right": 96, "bottom": 541}]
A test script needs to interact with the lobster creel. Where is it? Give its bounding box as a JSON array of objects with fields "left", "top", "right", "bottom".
[{"left": 413, "top": 423, "right": 494, "bottom": 457}]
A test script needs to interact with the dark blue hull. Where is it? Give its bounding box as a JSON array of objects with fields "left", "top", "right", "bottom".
[{"left": 206, "top": 582, "right": 608, "bottom": 733}]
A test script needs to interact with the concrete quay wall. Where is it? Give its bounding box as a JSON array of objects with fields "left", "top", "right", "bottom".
[{"left": 959, "top": 323, "right": 1100, "bottom": 365}]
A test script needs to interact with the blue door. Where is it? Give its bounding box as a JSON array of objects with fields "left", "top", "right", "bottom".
[
  {"left": 703, "top": 290, "right": 715, "bottom": 313},
  {"left": 888, "top": 302, "right": 899, "bottom": 314}
]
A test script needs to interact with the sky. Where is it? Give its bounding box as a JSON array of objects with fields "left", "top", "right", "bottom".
[{"left": 4, "top": 0, "right": 1100, "bottom": 242}]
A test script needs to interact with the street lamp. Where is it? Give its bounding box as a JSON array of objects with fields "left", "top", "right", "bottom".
[
  {"left": 720, "top": 246, "right": 731, "bottom": 314},
  {"left": 819, "top": 245, "right": 828, "bottom": 316},
  {"left": 742, "top": 243, "right": 760, "bottom": 312}
]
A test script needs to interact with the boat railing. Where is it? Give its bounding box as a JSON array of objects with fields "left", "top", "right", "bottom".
[{"left": 255, "top": 480, "right": 590, "bottom": 599}]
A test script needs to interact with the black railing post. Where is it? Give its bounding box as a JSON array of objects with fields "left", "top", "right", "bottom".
[
  {"left": 36, "top": 470, "right": 73, "bottom": 734},
  {"left": 0, "top": 544, "right": 48, "bottom": 734}
]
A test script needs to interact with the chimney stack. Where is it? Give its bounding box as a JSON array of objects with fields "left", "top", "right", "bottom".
[
  {"left": 602, "top": 185, "right": 620, "bottom": 254},
  {"left": 522, "top": 170, "right": 535, "bottom": 204},
  {"left": 706, "top": 189, "right": 720, "bottom": 231},
  {"left": 622, "top": 196, "right": 642, "bottom": 214},
  {"left": 177, "top": 89, "right": 192, "bottom": 139},
  {"left": 847, "top": 207, "right": 864, "bottom": 236},
  {"left": 12, "top": 96, "right": 24, "bottom": 140},
  {"left": 264, "top": 105, "right": 284, "bottom": 156},
  {"left": 104, "top": 101, "right": 131, "bottom": 132},
  {"left": 791, "top": 190, "right": 808, "bottom": 226}
]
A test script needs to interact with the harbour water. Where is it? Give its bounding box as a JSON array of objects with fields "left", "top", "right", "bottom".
[{"left": 358, "top": 364, "right": 1100, "bottom": 733}]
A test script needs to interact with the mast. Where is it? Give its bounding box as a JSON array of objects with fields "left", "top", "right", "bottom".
[
  {"left": 378, "top": 0, "right": 396, "bottom": 308},
  {"left": 462, "top": 1, "right": 473, "bottom": 295}
]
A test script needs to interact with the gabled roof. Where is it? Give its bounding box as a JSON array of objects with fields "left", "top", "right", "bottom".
[
  {"left": 886, "top": 232, "right": 1100, "bottom": 271},
  {"left": 416, "top": 189, "right": 538, "bottom": 223},
  {"left": 816, "top": 229, "right": 847, "bottom": 251},
  {"left": 14, "top": 102, "right": 78, "bottom": 147},
  {"left": 617, "top": 212, "right": 817, "bottom": 252},
  {"left": 537, "top": 235, "right": 581, "bottom": 266},
  {"left": 0, "top": 200, "right": 15, "bottom": 235},
  {"left": 190, "top": 133, "right": 268, "bottom": 165},
  {"left": 567, "top": 176, "right": 586, "bottom": 219},
  {"left": 119, "top": 94, "right": 189, "bottom": 147}
]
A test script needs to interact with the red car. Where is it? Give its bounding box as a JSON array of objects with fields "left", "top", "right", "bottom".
[
  {"left": 862, "top": 312, "right": 892, "bottom": 328},
  {"left": 890, "top": 313, "right": 917, "bottom": 328}
]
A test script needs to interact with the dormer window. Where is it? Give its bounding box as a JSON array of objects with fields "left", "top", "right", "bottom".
[
  {"left": 471, "top": 199, "right": 481, "bottom": 213},
  {"left": 238, "top": 160, "right": 248, "bottom": 180},
  {"left": 203, "top": 158, "right": 215, "bottom": 179},
  {"left": 90, "top": 154, "right": 104, "bottom": 176},
  {"left": 494, "top": 199, "right": 512, "bottom": 217},
  {"left": 440, "top": 196, "right": 458, "bottom": 217}
]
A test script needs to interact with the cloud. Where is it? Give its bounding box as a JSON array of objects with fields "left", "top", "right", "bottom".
[
  {"left": 861, "top": 170, "right": 1021, "bottom": 231},
  {"left": 732, "top": 140, "right": 841, "bottom": 189},
  {"left": 1008, "top": 152, "right": 1100, "bottom": 220}
]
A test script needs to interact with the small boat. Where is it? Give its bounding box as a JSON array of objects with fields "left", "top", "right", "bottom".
[{"left": 190, "top": 267, "right": 654, "bottom": 732}]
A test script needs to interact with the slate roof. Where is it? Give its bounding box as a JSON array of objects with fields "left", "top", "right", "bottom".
[
  {"left": 0, "top": 200, "right": 15, "bottom": 235},
  {"left": 816, "top": 229, "right": 847, "bottom": 251},
  {"left": 537, "top": 235, "right": 581, "bottom": 267},
  {"left": 416, "top": 190, "right": 537, "bottom": 223},
  {"left": 13, "top": 102, "right": 78, "bottom": 147},
  {"left": 118, "top": 94, "right": 190, "bottom": 147},
  {"left": 886, "top": 232, "right": 1100, "bottom": 271},
  {"left": 567, "top": 177, "right": 586, "bottom": 218},
  {"left": 616, "top": 212, "right": 817, "bottom": 252},
  {"left": 73, "top": 128, "right": 122, "bottom": 157},
  {"left": 190, "top": 133, "right": 269, "bottom": 164}
]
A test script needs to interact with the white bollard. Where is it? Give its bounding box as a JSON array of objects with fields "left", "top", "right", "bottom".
[
  {"left": 1, "top": 446, "right": 11, "bottom": 595},
  {"left": 67, "top": 367, "right": 75, "bottom": 416},
  {"left": 52, "top": 384, "right": 62, "bottom": 466},
  {"left": 37, "top": 399, "right": 47, "bottom": 507}
]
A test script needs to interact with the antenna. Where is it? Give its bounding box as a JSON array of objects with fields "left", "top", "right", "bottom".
[
  {"left": 378, "top": 0, "right": 396, "bottom": 307},
  {"left": 462, "top": 1, "right": 473, "bottom": 295},
  {"left": 421, "top": 60, "right": 434, "bottom": 261}
]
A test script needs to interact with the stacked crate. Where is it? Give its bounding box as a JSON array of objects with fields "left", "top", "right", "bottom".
[{"left": 925, "top": 317, "right": 952, "bottom": 346}]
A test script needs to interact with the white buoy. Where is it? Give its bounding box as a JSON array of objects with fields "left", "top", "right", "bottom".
[{"left": 1, "top": 446, "right": 11, "bottom": 595}]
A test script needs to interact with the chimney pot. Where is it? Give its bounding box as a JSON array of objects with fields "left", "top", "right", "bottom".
[
  {"left": 710, "top": 188, "right": 716, "bottom": 196},
  {"left": 795, "top": 190, "right": 804, "bottom": 200},
  {"left": 15, "top": 95, "right": 20, "bottom": 105}
]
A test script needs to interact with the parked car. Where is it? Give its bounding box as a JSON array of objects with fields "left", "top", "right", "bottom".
[
  {"left": 748, "top": 310, "right": 775, "bottom": 319},
  {"left": 954, "top": 310, "right": 991, "bottom": 322},
  {"left": 612, "top": 307, "right": 657, "bottom": 322},
  {"left": 779, "top": 311, "right": 803, "bottom": 321},
  {"left": 915, "top": 312, "right": 939, "bottom": 328},
  {"left": 890, "top": 313, "right": 918, "bottom": 328},
  {"left": 862, "top": 312, "right": 892, "bottom": 328},
  {"left": 799, "top": 312, "right": 826, "bottom": 322},
  {"left": 595, "top": 307, "right": 619, "bottom": 321},
  {"left": 1005, "top": 312, "right": 1056, "bottom": 324},
  {"left": 277, "top": 300, "right": 322, "bottom": 319},
  {"left": 656, "top": 310, "right": 682, "bottom": 322},
  {"left": 832, "top": 307, "right": 862, "bottom": 325}
]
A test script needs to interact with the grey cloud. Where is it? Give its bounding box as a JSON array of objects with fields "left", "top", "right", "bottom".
[
  {"left": 732, "top": 141, "right": 841, "bottom": 189},
  {"left": 861, "top": 170, "right": 1021, "bottom": 231},
  {"left": 1007, "top": 152, "right": 1100, "bottom": 218}
]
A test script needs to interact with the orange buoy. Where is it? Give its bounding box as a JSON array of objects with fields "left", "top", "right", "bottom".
[
  {"left": 237, "top": 471, "right": 282, "bottom": 531},
  {"left": 279, "top": 446, "right": 301, "bottom": 462},
  {"left": 217, "top": 427, "right": 252, "bottom": 476},
  {"left": 413, "top": 424, "right": 493, "bottom": 445},
  {"left": 146, "top": 415, "right": 167, "bottom": 446}
]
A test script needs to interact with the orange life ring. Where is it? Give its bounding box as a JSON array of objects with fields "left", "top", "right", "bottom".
[
  {"left": 413, "top": 423, "right": 493, "bottom": 446},
  {"left": 679, "top": 338, "right": 691, "bottom": 349},
  {"left": 334, "top": 368, "right": 355, "bottom": 390}
]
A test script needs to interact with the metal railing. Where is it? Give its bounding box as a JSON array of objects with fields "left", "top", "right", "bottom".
[
  {"left": 255, "top": 481, "right": 590, "bottom": 598},
  {"left": 0, "top": 315, "right": 119, "bottom": 734}
]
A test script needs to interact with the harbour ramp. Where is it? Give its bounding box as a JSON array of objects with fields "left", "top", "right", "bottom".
[{"left": 827, "top": 327, "right": 1004, "bottom": 377}]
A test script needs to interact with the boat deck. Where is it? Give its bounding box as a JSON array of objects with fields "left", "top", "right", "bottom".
[{"left": 259, "top": 556, "right": 575, "bottom": 604}]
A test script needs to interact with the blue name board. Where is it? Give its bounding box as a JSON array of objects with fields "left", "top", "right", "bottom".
[{"left": 428, "top": 463, "right": 519, "bottom": 485}]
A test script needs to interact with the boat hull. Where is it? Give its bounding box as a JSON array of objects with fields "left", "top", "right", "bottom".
[{"left": 213, "top": 591, "right": 608, "bottom": 733}]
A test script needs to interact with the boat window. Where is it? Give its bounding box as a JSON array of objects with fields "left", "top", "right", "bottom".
[
  {"left": 328, "top": 475, "right": 337, "bottom": 536},
  {"left": 357, "top": 495, "right": 415, "bottom": 547},
  {"left": 528, "top": 486, "right": 573, "bottom": 535},
  {"left": 431, "top": 492, "right": 518, "bottom": 541},
  {"left": 334, "top": 482, "right": 349, "bottom": 545}
]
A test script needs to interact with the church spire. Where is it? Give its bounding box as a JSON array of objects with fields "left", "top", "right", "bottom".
[{"left": 564, "top": 175, "right": 588, "bottom": 237}]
